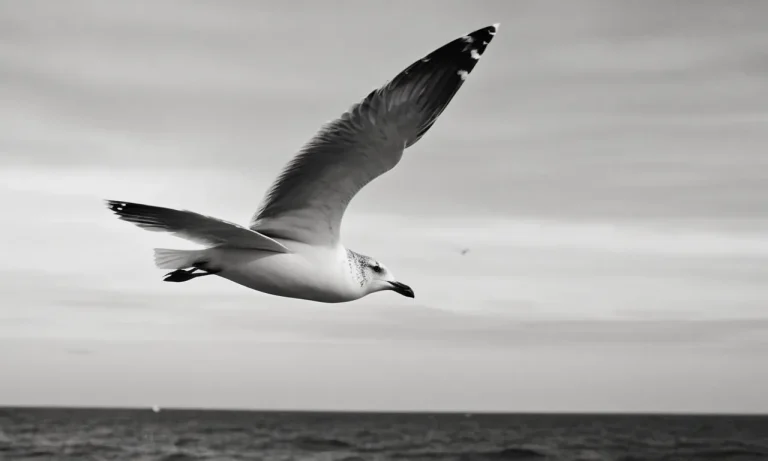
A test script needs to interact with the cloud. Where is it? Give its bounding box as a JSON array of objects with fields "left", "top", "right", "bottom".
[
  {"left": 2, "top": 333, "right": 766, "bottom": 413},
  {"left": 2, "top": 167, "right": 768, "bottom": 333},
  {"left": 2, "top": 0, "right": 768, "bottom": 411},
  {"left": 206, "top": 303, "right": 768, "bottom": 349},
  {"left": 4, "top": 266, "right": 767, "bottom": 350},
  {"left": 3, "top": 0, "right": 768, "bottom": 222}
]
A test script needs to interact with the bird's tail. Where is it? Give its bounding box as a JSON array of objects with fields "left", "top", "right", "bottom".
[{"left": 153, "top": 248, "right": 205, "bottom": 270}]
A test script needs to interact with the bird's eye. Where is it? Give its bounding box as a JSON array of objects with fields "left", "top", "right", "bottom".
[{"left": 372, "top": 264, "right": 383, "bottom": 274}]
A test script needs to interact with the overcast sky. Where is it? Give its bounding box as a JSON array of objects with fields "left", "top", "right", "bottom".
[{"left": 1, "top": 0, "right": 767, "bottom": 413}]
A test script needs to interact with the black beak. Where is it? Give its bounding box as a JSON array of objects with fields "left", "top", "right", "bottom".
[{"left": 388, "top": 281, "right": 415, "bottom": 298}]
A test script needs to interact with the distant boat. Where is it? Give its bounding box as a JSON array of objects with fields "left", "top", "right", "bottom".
[{"left": 151, "top": 405, "right": 161, "bottom": 413}]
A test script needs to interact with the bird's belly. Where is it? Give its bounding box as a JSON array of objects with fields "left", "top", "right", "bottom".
[{"left": 212, "top": 249, "right": 356, "bottom": 303}]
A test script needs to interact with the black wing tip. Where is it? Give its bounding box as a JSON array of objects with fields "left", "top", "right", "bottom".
[
  {"left": 104, "top": 199, "right": 146, "bottom": 220},
  {"left": 470, "top": 23, "right": 500, "bottom": 39},
  {"left": 411, "top": 23, "right": 500, "bottom": 77},
  {"left": 105, "top": 200, "right": 157, "bottom": 212},
  {"left": 384, "top": 23, "right": 500, "bottom": 147},
  {"left": 105, "top": 199, "right": 126, "bottom": 212},
  {"left": 453, "top": 22, "right": 500, "bottom": 63},
  {"left": 104, "top": 199, "right": 165, "bottom": 230}
]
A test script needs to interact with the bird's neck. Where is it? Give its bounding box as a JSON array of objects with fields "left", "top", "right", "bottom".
[{"left": 344, "top": 248, "right": 371, "bottom": 292}]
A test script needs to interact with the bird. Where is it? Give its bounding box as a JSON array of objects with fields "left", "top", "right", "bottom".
[{"left": 105, "top": 24, "right": 499, "bottom": 303}]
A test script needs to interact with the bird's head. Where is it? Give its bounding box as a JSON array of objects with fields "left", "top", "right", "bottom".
[
  {"left": 350, "top": 251, "right": 414, "bottom": 299},
  {"left": 366, "top": 259, "right": 414, "bottom": 298}
]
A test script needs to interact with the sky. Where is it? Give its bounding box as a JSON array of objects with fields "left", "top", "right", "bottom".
[{"left": 1, "top": 0, "right": 768, "bottom": 413}]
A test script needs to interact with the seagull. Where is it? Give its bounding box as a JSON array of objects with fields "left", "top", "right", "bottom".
[{"left": 105, "top": 24, "right": 499, "bottom": 303}]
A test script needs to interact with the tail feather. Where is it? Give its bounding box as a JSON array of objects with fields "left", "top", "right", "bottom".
[{"left": 153, "top": 248, "right": 204, "bottom": 270}]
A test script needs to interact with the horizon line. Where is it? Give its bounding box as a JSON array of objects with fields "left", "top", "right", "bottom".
[{"left": 1, "top": 405, "right": 765, "bottom": 417}]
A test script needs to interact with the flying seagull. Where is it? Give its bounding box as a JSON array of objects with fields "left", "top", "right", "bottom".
[{"left": 106, "top": 24, "right": 499, "bottom": 303}]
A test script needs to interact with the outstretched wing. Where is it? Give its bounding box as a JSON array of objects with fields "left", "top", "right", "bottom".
[
  {"left": 250, "top": 24, "right": 499, "bottom": 246},
  {"left": 106, "top": 200, "right": 290, "bottom": 252}
]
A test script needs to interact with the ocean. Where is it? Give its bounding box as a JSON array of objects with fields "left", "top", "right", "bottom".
[{"left": 0, "top": 408, "right": 766, "bottom": 461}]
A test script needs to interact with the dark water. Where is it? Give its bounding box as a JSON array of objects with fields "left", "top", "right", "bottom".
[{"left": 0, "top": 408, "right": 766, "bottom": 461}]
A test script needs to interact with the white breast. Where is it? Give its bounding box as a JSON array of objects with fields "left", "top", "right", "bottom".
[{"left": 208, "top": 244, "right": 363, "bottom": 303}]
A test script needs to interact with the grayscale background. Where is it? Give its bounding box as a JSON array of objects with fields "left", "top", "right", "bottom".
[{"left": 1, "top": 0, "right": 767, "bottom": 413}]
